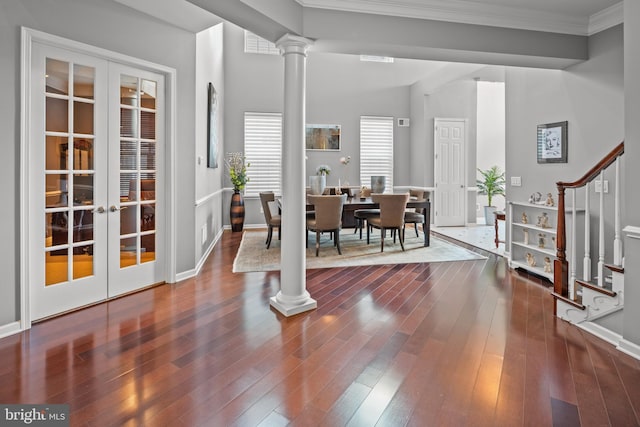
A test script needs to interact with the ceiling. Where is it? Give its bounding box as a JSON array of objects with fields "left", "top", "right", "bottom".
[{"left": 296, "top": 0, "right": 623, "bottom": 35}]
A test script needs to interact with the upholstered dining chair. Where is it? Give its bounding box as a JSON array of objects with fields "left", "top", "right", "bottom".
[
  {"left": 404, "top": 189, "right": 428, "bottom": 237},
  {"left": 306, "top": 194, "right": 347, "bottom": 256},
  {"left": 259, "top": 192, "right": 281, "bottom": 249},
  {"left": 367, "top": 193, "right": 410, "bottom": 252}
]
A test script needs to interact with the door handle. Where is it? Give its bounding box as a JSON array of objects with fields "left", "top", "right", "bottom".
[
  {"left": 110, "top": 205, "right": 121, "bottom": 212},
  {"left": 94, "top": 206, "right": 105, "bottom": 213}
]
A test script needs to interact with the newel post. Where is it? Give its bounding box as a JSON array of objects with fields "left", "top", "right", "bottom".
[{"left": 554, "top": 185, "right": 569, "bottom": 313}]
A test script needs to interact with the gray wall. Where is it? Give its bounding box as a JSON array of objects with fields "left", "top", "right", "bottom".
[
  {"left": 624, "top": 0, "right": 640, "bottom": 347},
  {"left": 505, "top": 25, "right": 624, "bottom": 203},
  {"left": 195, "top": 24, "right": 225, "bottom": 264},
  {"left": 0, "top": 0, "right": 198, "bottom": 325}
]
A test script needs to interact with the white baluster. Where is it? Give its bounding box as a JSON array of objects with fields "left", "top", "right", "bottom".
[
  {"left": 583, "top": 185, "right": 591, "bottom": 282},
  {"left": 598, "top": 171, "right": 605, "bottom": 287},
  {"left": 569, "top": 189, "right": 576, "bottom": 299},
  {"left": 614, "top": 157, "right": 622, "bottom": 265}
]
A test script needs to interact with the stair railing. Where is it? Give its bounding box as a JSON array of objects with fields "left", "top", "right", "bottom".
[{"left": 554, "top": 142, "right": 624, "bottom": 311}]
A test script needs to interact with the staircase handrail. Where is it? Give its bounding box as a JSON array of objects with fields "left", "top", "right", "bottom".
[{"left": 554, "top": 141, "right": 624, "bottom": 311}]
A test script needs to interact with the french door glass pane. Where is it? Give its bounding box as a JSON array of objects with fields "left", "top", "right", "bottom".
[
  {"left": 44, "top": 56, "right": 96, "bottom": 286},
  {"left": 118, "top": 74, "right": 157, "bottom": 268}
]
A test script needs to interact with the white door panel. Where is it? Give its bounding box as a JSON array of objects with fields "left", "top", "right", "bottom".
[{"left": 434, "top": 119, "right": 466, "bottom": 227}]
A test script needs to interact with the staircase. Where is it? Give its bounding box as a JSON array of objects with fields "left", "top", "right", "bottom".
[{"left": 552, "top": 142, "right": 625, "bottom": 346}]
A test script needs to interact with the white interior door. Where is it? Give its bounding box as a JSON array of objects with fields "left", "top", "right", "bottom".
[
  {"left": 107, "top": 64, "right": 164, "bottom": 296},
  {"left": 29, "top": 43, "right": 165, "bottom": 320},
  {"left": 434, "top": 119, "right": 466, "bottom": 227}
]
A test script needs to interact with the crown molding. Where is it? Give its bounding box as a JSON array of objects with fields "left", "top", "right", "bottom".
[
  {"left": 298, "top": 0, "right": 620, "bottom": 36},
  {"left": 588, "top": 2, "right": 623, "bottom": 35}
]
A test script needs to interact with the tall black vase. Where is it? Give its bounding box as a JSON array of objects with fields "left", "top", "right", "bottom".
[{"left": 230, "top": 190, "right": 245, "bottom": 232}]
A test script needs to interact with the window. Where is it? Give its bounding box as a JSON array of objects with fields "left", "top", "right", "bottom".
[
  {"left": 244, "top": 31, "right": 280, "bottom": 55},
  {"left": 244, "top": 112, "right": 282, "bottom": 197},
  {"left": 360, "top": 116, "right": 394, "bottom": 191}
]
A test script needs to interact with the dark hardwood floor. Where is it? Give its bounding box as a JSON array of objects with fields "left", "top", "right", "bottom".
[{"left": 1, "top": 230, "right": 639, "bottom": 426}]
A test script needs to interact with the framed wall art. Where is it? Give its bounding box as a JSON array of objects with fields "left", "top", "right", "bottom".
[
  {"left": 305, "top": 124, "right": 341, "bottom": 151},
  {"left": 207, "top": 82, "right": 219, "bottom": 168},
  {"left": 537, "top": 121, "right": 568, "bottom": 163}
]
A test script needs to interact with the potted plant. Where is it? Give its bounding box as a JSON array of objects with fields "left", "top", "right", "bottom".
[
  {"left": 476, "top": 165, "right": 505, "bottom": 225},
  {"left": 226, "top": 152, "right": 249, "bottom": 231}
]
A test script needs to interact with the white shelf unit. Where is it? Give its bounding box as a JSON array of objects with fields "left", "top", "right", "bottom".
[{"left": 508, "top": 201, "right": 584, "bottom": 281}]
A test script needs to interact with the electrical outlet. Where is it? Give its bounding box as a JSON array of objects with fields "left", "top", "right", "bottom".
[
  {"left": 511, "top": 176, "right": 522, "bottom": 187},
  {"left": 201, "top": 224, "right": 207, "bottom": 244},
  {"left": 594, "top": 180, "right": 609, "bottom": 193}
]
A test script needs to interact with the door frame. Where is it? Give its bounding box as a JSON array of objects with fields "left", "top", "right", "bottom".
[
  {"left": 433, "top": 117, "right": 468, "bottom": 227},
  {"left": 20, "top": 27, "right": 177, "bottom": 330}
]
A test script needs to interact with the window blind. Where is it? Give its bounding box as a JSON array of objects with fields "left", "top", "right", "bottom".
[
  {"left": 360, "top": 116, "right": 394, "bottom": 191},
  {"left": 244, "top": 112, "right": 282, "bottom": 197},
  {"left": 244, "top": 31, "right": 280, "bottom": 55}
]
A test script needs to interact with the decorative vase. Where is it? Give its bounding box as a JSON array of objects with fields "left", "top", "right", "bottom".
[
  {"left": 309, "top": 175, "right": 326, "bottom": 195},
  {"left": 371, "top": 176, "right": 386, "bottom": 194},
  {"left": 230, "top": 190, "right": 245, "bottom": 232}
]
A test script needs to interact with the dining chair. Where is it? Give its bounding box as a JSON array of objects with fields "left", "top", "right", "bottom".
[
  {"left": 404, "top": 189, "right": 428, "bottom": 237},
  {"left": 259, "top": 192, "right": 281, "bottom": 249},
  {"left": 306, "top": 194, "right": 347, "bottom": 256},
  {"left": 367, "top": 193, "right": 410, "bottom": 252}
]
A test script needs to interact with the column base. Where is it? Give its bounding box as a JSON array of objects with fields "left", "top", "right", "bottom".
[{"left": 270, "top": 292, "right": 317, "bottom": 317}]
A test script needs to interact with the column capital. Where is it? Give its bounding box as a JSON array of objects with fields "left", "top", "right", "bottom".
[{"left": 276, "top": 33, "right": 314, "bottom": 55}]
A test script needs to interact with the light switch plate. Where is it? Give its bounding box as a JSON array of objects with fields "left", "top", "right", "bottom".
[
  {"left": 511, "top": 176, "right": 522, "bottom": 186},
  {"left": 594, "top": 180, "right": 609, "bottom": 193}
]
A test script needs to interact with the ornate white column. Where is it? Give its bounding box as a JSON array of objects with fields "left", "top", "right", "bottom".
[{"left": 270, "top": 34, "right": 317, "bottom": 316}]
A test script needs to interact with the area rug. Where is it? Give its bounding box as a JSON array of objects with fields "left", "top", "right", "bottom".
[{"left": 232, "top": 229, "right": 486, "bottom": 273}]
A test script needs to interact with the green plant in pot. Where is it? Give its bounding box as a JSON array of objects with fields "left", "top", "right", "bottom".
[{"left": 477, "top": 165, "right": 505, "bottom": 225}]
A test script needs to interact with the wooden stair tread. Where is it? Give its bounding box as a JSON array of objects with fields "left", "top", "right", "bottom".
[
  {"left": 575, "top": 279, "right": 617, "bottom": 297},
  {"left": 604, "top": 263, "right": 624, "bottom": 274},
  {"left": 551, "top": 292, "right": 586, "bottom": 310}
]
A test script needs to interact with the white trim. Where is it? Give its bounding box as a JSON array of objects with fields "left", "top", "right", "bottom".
[
  {"left": 20, "top": 27, "right": 178, "bottom": 327},
  {"left": 297, "top": 0, "right": 595, "bottom": 36},
  {"left": 195, "top": 188, "right": 224, "bottom": 207},
  {"left": 618, "top": 339, "right": 640, "bottom": 361},
  {"left": 588, "top": 2, "right": 624, "bottom": 36},
  {"left": 577, "top": 321, "right": 622, "bottom": 348},
  {"left": 0, "top": 322, "right": 22, "bottom": 340},
  {"left": 189, "top": 228, "right": 224, "bottom": 280},
  {"left": 623, "top": 225, "right": 640, "bottom": 239}
]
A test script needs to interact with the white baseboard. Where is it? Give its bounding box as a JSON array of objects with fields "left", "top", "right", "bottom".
[
  {"left": 618, "top": 338, "right": 640, "bottom": 361},
  {"left": 176, "top": 227, "right": 226, "bottom": 283},
  {"left": 577, "top": 321, "right": 622, "bottom": 347},
  {"left": 0, "top": 321, "right": 22, "bottom": 339}
]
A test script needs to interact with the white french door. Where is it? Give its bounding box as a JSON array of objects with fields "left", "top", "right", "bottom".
[
  {"left": 29, "top": 42, "right": 165, "bottom": 320},
  {"left": 434, "top": 118, "right": 466, "bottom": 227}
]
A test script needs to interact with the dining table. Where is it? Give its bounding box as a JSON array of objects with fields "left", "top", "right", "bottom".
[{"left": 306, "top": 196, "right": 431, "bottom": 247}]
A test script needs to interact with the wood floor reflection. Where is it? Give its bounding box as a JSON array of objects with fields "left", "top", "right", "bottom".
[{"left": 1, "top": 230, "right": 639, "bottom": 426}]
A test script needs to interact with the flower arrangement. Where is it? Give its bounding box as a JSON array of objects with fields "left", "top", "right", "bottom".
[
  {"left": 316, "top": 164, "right": 331, "bottom": 176},
  {"left": 226, "top": 152, "right": 250, "bottom": 191},
  {"left": 339, "top": 156, "right": 351, "bottom": 165}
]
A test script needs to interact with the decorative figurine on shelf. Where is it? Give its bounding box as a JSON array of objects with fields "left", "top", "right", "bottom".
[
  {"left": 529, "top": 192, "right": 542, "bottom": 204},
  {"left": 526, "top": 252, "right": 536, "bottom": 267},
  {"left": 522, "top": 212, "right": 528, "bottom": 224},
  {"left": 544, "top": 257, "right": 552, "bottom": 273},
  {"left": 545, "top": 193, "right": 555, "bottom": 207},
  {"left": 523, "top": 229, "right": 529, "bottom": 245},
  {"left": 538, "top": 233, "right": 546, "bottom": 248},
  {"left": 537, "top": 212, "right": 550, "bottom": 229}
]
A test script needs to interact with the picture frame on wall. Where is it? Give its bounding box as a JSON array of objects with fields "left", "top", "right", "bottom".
[
  {"left": 537, "top": 121, "right": 568, "bottom": 163},
  {"left": 305, "top": 124, "right": 341, "bottom": 150},
  {"left": 207, "top": 82, "right": 219, "bottom": 168}
]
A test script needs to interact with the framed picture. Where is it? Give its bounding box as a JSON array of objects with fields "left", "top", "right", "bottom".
[
  {"left": 537, "top": 121, "right": 568, "bottom": 163},
  {"left": 305, "top": 124, "right": 341, "bottom": 150},
  {"left": 207, "top": 82, "right": 219, "bottom": 168}
]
